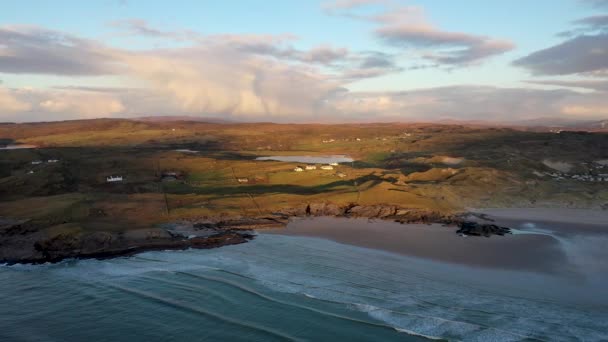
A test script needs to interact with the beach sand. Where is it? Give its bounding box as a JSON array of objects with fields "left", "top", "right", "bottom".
[
  {"left": 474, "top": 208, "right": 608, "bottom": 226},
  {"left": 264, "top": 216, "right": 567, "bottom": 272}
]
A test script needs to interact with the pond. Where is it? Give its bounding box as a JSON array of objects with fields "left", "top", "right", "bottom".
[
  {"left": 255, "top": 154, "right": 353, "bottom": 164},
  {"left": 0, "top": 144, "right": 37, "bottom": 150}
]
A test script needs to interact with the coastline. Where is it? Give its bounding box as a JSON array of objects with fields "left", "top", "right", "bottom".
[{"left": 2, "top": 203, "right": 606, "bottom": 265}]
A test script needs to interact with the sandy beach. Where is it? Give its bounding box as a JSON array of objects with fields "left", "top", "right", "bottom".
[
  {"left": 474, "top": 208, "right": 608, "bottom": 226},
  {"left": 264, "top": 216, "right": 567, "bottom": 272}
]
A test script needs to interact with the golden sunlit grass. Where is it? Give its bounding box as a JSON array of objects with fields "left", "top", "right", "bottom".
[{"left": 1, "top": 119, "right": 607, "bottom": 236}]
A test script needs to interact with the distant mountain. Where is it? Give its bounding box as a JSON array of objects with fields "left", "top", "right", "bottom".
[{"left": 132, "top": 116, "right": 234, "bottom": 124}]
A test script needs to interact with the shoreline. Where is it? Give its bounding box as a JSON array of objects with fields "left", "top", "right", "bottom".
[{"left": 2, "top": 203, "right": 605, "bottom": 265}]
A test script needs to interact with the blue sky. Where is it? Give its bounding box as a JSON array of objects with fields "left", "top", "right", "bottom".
[{"left": 1, "top": 0, "right": 608, "bottom": 122}]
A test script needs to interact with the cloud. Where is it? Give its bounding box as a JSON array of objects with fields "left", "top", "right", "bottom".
[
  {"left": 561, "top": 104, "right": 608, "bottom": 116},
  {"left": 299, "top": 45, "right": 350, "bottom": 64},
  {"left": 117, "top": 42, "right": 343, "bottom": 118},
  {"left": 516, "top": 9, "right": 608, "bottom": 76},
  {"left": 0, "top": 25, "right": 120, "bottom": 75},
  {"left": 0, "top": 86, "right": 31, "bottom": 113},
  {"left": 323, "top": 0, "right": 386, "bottom": 11},
  {"left": 573, "top": 15, "right": 608, "bottom": 31},
  {"left": 0, "top": 86, "right": 127, "bottom": 122},
  {"left": 110, "top": 19, "right": 171, "bottom": 37},
  {"left": 526, "top": 79, "right": 608, "bottom": 92},
  {"left": 38, "top": 91, "right": 125, "bottom": 117},
  {"left": 109, "top": 19, "right": 198, "bottom": 41},
  {"left": 557, "top": 14, "right": 608, "bottom": 37},
  {"left": 582, "top": 0, "right": 608, "bottom": 8},
  {"left": 325, "top": 1, "right": 514, "bottom": 66},
  {"left": 335, "top": 51, "right": 402, "bottom": 81},
  {"left": 376, "top": 25, "right": 514, "bottom": 65},
  {"left": 514, "top": 34, "right": 608, "bottom": 75},
  {"left": 330, "top": 85, "right": 608, "bottom": 122},
  {"left": 2, "top": 24, "right": 605, "bottom": 123}
]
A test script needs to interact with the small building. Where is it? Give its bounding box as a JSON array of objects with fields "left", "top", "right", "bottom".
[
  {"left": 321, "top": 165, "right": 334, "bottom": 170},
  {"left": 329, "top": 162, "right": 339, "bottom": 166},
  {"left": 294, "top": 166, "right": 304, "bottom": 172},
  {"left": 106, "top": 175, "right": 123, "bottom": 183},
  {"left": 237, "top": 178, "right": 249, "bottom": 183},
  {"left": 31, "top": 161, "right": 42, "bottom": 165},
  {"left": 305, "top": 165, "right": 317, "bottom": 170},
  {"left": 336, "top": 172, "right": 347, "bottom": 178},
  {"left": 47, "top": 159, "right": 59, "bottom": 163}
]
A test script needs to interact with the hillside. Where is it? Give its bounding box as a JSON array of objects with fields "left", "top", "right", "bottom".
[{"left": 1, "top": 119, "right": 607, "bottom": 262}]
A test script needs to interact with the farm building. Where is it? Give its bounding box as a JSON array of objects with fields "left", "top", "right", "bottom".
[
  {"left": 294, "top": 166, "right": 304, "bottom": 172},
  {"left": 321, "top": 165, "right": 334, "bottom": 170},
  {"left": 106, "top": 175, "right": 123, "bottom": 183},
  {"left": 305, "top": 165, "right": 317, "bottom": 170}
]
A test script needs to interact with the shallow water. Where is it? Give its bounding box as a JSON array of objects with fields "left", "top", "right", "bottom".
[{"left": 255, "top": 155, "right": 353, "bottom": 164}]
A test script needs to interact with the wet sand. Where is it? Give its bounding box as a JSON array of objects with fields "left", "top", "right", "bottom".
[
  {"left": 474, "top": 208, "right": 608, "bottom": 226},
  {"left": 264, "top": 216, "right": 568, "bottom": 272}
]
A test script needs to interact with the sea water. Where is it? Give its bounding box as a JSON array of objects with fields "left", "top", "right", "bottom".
[{"left": 1, "top": 233, "right": 607, "bottom": 341}]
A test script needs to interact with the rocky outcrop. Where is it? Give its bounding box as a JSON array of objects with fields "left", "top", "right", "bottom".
[
  {"left": 456, "top": 222, "right": 511, "bottom": 237},
  {"left": 0, "top": 220, "right": 255, "bottom": 265}
]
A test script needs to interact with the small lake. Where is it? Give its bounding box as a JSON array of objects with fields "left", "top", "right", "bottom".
[
  {"left": 0, "top": 144, "right": 37, "bottom": 150},
  {"left": 174, "top": 149, "right": 199, "bottom": 153},
  {"left": 255, "top": 155, "right": 353, "bottom": 164}
]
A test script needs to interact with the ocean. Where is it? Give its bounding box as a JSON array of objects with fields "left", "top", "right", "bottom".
[{"left": 1, "top": 225, "right": 607, "bottom": 341}]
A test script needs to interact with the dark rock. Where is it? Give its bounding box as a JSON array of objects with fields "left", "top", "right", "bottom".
[{"left": 456, "top": 221, "right": 511, "bottom": 237}]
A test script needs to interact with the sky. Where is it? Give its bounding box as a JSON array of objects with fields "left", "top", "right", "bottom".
[{"left": 1, "top": 0, "right": 608, "bottom": 123}]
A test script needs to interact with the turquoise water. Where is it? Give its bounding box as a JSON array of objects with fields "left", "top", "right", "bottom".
[{"left": 1, "top": 234, "right": 607, "bottom": 341}]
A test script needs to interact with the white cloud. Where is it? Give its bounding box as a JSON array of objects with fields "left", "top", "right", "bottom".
[
  {"left": 39, "top": 91, "right": 125, "bottom": 117},
  {"left": 325, "top": 1, "right": 514, "bottom": 66},
  {"left": 0, "top": 86, "right": 31, "bottom": 113},
  {"left": 0, "top": 22, "right": 606, "bottom": 123}
]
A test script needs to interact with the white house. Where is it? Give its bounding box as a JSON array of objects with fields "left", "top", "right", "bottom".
[
  {"left": 31, "top": 160, "right": 42, "bottom": 165},
  {"left": 237, "top": 178, "right": 249, "bottom": 183},
  {"left": 305, "top": 165, "right": 317, "bottom": 170},
  {"left": 329, "top": 162, "right": 339, "bottom": 166},
  {"left": 321, "top": 165, "right": 334, "bottom": 170},
  {"left": 106, "top": 175, "right": 123, "bottom": 182},
  {"left": 47, "top": 159, "right": 59, "bottom": 163},
  {"left": 294, "top": 166, "right": 304, "bottom": 172}
]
